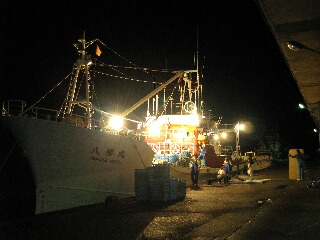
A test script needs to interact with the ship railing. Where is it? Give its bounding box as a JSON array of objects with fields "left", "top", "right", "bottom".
[
  {"left": 2, "top": 100, "right": 26, "bottom": 116},
  {"left": 2, "top": 100, "right": 144, "bottom": 139},
  {"left": 29, "top": 107, "right": 104, "bottom": 130},
  {"left": 31, "top": 107, "right": 60, "bottom": 121},
  {"left": 255, "top": 149, "right": 272, "bottom": 156},
  {"left": 153, "top": 142, "right": 181, "bottom": 155},
  {"left": 255, "top": 149, "right": 273, "bottom": 161},
  {"left": 150, "top": 142, "right": 196, "bottom": 156},
  {"left": 30, "top": 107, "right": 145, "bottom": 138}
]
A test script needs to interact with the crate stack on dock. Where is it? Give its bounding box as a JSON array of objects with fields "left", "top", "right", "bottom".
[
  {"left": 134, "top": 169, "right": 150, "bottom": 201},
  {"left": 135, "top": 164, "right": 186, "bottom": 202},
  {"left": 149, "top": 164, "right": 170, "bottom": 201}
]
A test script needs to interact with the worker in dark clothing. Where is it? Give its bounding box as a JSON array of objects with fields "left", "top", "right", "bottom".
[
  {"left": 191, "top": 156, "right": 200, "bottom": 187},
  {"left": 223, "top": 158, "right": 231, "bottom": 183}
]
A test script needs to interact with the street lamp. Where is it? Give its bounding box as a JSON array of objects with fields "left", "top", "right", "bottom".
[
  {"left": 298, "top": 101, "right": 320, "bottom": 151},
  {"left": 298, "top": 103, "right": 319, "bottom": 133},
  {"left": 287, "top": 40, "right": 320, "bottom": 150},
  {"left": 287, "top": 41, "right": 320, "bottom": 54},
  {"left": 298, "top": 103, "right": 306, "bottom": 109},
  {"left": 235, "top": 122, "right": 245, "bottom": 158},
  {"left": 298, "top": 101, "right": 320, "bottom": 152}
]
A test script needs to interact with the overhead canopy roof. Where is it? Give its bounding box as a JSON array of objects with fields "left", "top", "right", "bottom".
[{"left": 256, "top": 0, "right": 320, "bottom": 129}]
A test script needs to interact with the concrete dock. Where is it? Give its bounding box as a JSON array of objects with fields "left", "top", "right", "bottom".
[{"left": 1, "top": 160, "right": 320, "bottom": 240}]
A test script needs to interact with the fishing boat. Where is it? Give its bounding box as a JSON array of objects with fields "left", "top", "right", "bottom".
[
  {"left": 1, "top": 34, "right": 156, "bottom": 214},
  {"left": 1, "top": 33, "right": 275, "bottom": 217},
  {"left": 130, "top": 41, "right": 221, "bottom": 184}
]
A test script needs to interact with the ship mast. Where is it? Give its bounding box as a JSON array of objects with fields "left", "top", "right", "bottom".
[
  {"left": 67, "top": 32, "right": 93, "bottom": 127},
  {"left": 195, "top": 25, "right": 202, "bottom": 116},
  {"left": 196, "top": 25, "right": 200, "bottom": 93}
]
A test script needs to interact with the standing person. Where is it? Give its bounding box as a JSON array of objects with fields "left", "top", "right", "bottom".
[
  {"left": 202, "top": 144, "right": 207, "bottom": 167},
  {"left": 247, "top": 155, "right": 254, "bottom": 181},
  {"left": 223, "top": 158, "right": 231, "bottom": 183},
  {"left": 191, "top": 156, "right": 200, "bottom": 187},
  {"left": 228, "top": 158, "right": 233, "bottom": 181},
  {"left": 288, "top": 149, "right": 307, "bottom": 180},
  {"left": 198, "top": 145, "right": 207, "bottom": 167},
  {"left": 198, "top": 146, "right": 203, "bottom": 164}
]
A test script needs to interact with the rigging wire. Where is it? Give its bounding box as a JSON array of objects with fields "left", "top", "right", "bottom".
[
  {"left": 96, "top": 38, "right": 153, "bottom": 77},
  {"left": 94, "top": 39, "right": 184, "bottom": 84},
  {"left": 60, "top": 69, "right": 85, "bottom": 118},
  {"left": 94, "top": 60, "right": 178, "bottom": 74},
  {"left": 21, "top": 72, "right": 72, "bottom": 115},
  {"left": 62, "top": 62, "right": 143, "bottom": 124},
  {"left": 90, "top": 69, "right": 163, "bottom": 85},
  {"left": 158, "top": 78, "right": 182, "bottom": 117},
  {"left": 60, "top": 66, "right": 77, "bottom": 116},
  {"left": 0, "top": 141, "right": 18, "bottom": 171}
]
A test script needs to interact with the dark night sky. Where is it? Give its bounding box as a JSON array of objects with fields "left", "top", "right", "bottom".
[{"left": 1, "top": 0, "right": 318, "bottom": 154}]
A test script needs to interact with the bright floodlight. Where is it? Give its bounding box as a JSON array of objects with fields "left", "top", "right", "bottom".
[
  {"left": 221, "top": 132, "right": 227, "bottom": 139},
  {"left": 109, "top": 116, "right": 124, "bottom": 130},
  {"left": 148, "top": 122, "right": 160, "bottom": 136},
  {"left": 239, "top": 123, "right": 245, "bottom": 131},
  {"left": 214, "top": 135, "right": 219, "bottom": 140},
  {"left": 314, "top": 128, "right": 318, "bottom": 133}
]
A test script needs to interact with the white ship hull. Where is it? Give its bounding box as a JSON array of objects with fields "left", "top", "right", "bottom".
[{"left": 1, "top": 116, "right": 154, "bottom": 214}]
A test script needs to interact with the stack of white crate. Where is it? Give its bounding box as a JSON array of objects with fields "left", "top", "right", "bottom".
[
  {"left": 169, "top": 178, "right": 178, "bottom": 200},
  {"left": 148, "top": 164, "right": 170, "bottom": 202},
  {"left": 177, "top": 179, "right": 186, "bottom": 198},
  {"left": 134, "top": 168, "right": 149, "bottom": 201},
  {"left": 135, "top": 164, "right": 186, "bottom": 202}
]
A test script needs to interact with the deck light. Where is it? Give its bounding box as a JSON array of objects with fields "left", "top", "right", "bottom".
[{"left": 109, "top": 116, "right": 124, "bottom": 130}]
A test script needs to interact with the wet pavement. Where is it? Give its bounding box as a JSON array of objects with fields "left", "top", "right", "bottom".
[{"left": 1, "top": 160, "right": 320, "bottom": 240}]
